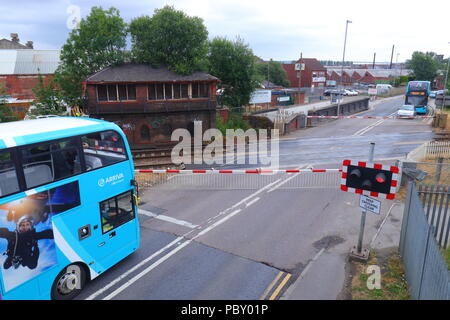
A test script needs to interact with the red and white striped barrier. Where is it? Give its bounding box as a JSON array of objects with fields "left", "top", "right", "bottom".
[
  {"left": 94, "top": 141, "right": 124, "bottom": 153},
  {"left": 340, "top": 160, "right": 399, "bottom": 200},
  {"left": 135, "top": 168, "right": 343, "bottom": 174},
  {"left": 307, "top": 115, "right": 434, "bottom": 119}
]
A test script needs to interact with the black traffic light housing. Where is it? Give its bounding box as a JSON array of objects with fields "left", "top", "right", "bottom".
[
  {"left": 346, "top": 165, "right": 393, "bottom": 194},
  {"left": 341, "top": 160, "right": 399, "bottom": 199}
]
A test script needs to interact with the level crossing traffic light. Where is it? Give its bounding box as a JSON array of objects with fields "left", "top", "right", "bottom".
[{"left": 340, "top": 160, "right": 399, "bottom": 200}]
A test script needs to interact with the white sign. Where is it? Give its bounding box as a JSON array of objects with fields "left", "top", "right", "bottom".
[
  {"left": 295, "top": 63, "right": 305, "bottom": 71},
  {"left": 359, "top": 195, "right": 381, "bottom": 215},
  {"left": 277, "top": 96, "right": 290, "bottom": 102},
  {"left": 250, "top": 90, "right": 272, "bottom": 104},
  {"left": 368, "top": 88, "right": 378, "bottom": 95},
  {"left": 312, "top": 77, "right": 326, "bottom": 83}
]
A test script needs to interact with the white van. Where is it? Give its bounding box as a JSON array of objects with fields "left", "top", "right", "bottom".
[{"left": 376, "top": 84, "right": 392, "bottom": 94}]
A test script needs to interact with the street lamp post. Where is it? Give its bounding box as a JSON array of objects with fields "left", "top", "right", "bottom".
[
  {"left": 337, "top": 20, "right": 352, "bottom": 116},
  {"left": 442, "top": 45, "right": 450, "bottom": 112}
]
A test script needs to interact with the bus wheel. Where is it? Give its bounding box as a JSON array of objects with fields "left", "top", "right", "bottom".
[{"left": 51, "top": 264, "right": 86, "bottom": 300}]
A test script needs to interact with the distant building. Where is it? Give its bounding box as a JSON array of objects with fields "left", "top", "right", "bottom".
[
  {"left": 0, "top": 49, "right": 60, "bottom": 99},
  {"left": 0, "top": 47, "right": 60, "bottom": 119},
  {"left": 282, "top": 58, "right": 327, "bottom": 88},
  {"left": 0, "top": 33, "right": 33, "bottom": 50},
  {"left": 84, "top": 63, "right": 220, "bottom": 148},
  {"left": 325, "top": 68, "right": 411, "bottom": 85}
]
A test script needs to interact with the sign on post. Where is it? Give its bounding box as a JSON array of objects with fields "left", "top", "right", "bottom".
[{"left": 359, "top": 195, "right": 381, "bottom": 215}]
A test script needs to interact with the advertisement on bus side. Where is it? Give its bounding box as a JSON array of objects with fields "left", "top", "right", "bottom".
[{"left": 0, "top": 181, "right": 80, "bottom": 292}]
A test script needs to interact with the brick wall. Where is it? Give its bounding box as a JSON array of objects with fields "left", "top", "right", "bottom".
[{"left": 0, "top": 74, "right": 53, "bottom": 98}]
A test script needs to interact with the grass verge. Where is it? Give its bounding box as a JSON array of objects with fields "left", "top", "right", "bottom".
[{"left": 350, "top": 248, "right": 409, "bottom": 300}]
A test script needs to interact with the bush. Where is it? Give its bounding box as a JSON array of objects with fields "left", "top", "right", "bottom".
[{"left": 216, "top": 113, "right": 251, "bottom": 135}]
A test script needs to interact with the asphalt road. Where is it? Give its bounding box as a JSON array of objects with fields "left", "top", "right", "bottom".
[{"left": 78, "top": 95, "right": 434, "bottom": 300}]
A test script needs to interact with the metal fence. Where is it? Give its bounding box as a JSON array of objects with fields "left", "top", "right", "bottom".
[
  {"left": 417, "top": 184, "right": 450, "bottom": 248},
  {"left": 135, "top": 170, "right": 342, "bottom": 191},
  {"left": 399, "top": 181, "right": 450, "bottom": 300},
  {"left": 407, "top": 141, "right": 450, "bottom": 162}
]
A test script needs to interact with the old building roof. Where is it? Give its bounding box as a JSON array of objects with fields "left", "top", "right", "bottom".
[
  {"left": 0, "top": 49, "right": 61, "bottom": 75},
  {"left": 297, "top": 58, "right": 326, "bottom": 71},
  {"left": 0, "top": 33, "right": 33, "bottom": 50},
  {"left": 86, "top": 64, "right": 219, "bottom": 83}
]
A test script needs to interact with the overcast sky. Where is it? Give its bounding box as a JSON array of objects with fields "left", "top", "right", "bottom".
[{"left": 1, "top": 0, "right": 449, "bottom": 63}]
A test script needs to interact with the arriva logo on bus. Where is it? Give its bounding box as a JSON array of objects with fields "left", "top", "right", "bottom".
[{"left": 98, "top": 173, "right": 125, "bottom": 187}]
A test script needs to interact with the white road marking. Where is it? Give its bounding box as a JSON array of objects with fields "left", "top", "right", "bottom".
[
  {"left": 90, "top": 172, "right": 289, "bottom": 300},
  {"left": 85, "top": 236, "right": 184, "bottom": 300},
  {"left": 267, "top": 164, "right": 312, "bottom": 193},
  {"left": 139, "top": 209, "right": 198, "bottom": 229},
  {"left": 103, "top": 239, "right": 192, "bottom": 300},
  {"left": 246, "top": 197, "right": 260, "bottom": 207},
  {"left": 352, "top": 111, "right": 397, "bottom": 136}
]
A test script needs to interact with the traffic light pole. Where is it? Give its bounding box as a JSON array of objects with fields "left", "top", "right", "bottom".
[{"left": 353, "top": 142, "right": 375, "bottom": 260}]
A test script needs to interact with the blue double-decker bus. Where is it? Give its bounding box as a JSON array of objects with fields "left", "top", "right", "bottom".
[
  {"left": 0, "top": 117, "right": 139, "bottom": 300},
  {"left": 405, "top": 81, "right": 431, "bottom": 115}
]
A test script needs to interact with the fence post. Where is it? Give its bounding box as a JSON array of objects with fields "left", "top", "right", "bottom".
[
  {"left": 400, "top": 180, "right": 415, "bottom": 256},
  {"left": 417, "top": 225, "right": 432, "bottom": 300},
  {"left": 435, "top": 157, "right": 443, "bottom": 183}
]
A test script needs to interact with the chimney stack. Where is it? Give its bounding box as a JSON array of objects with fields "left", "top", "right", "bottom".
[
  {"left": 10, "top": 33, "right": 19, "bottom": 43},
  {"left": 26, "top": 41, "right": 33, "bottom": 49}
]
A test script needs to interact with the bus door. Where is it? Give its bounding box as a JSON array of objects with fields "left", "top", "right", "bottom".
[{"left": 74, "top": 189, "right": 138, "bottom": 271}]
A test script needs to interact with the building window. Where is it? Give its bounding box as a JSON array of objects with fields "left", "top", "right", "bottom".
[
  {"left": 148, "top": 83, "right": 190, "bottom": 100},
  {"left": 173, "top": 83, "right": 181, "bottom": 99},
  {"left": 107, "top": 85, "right": 117, "bottom": 101},
  {"left": 140, "top": 124, "right": 150, "bottom": 141},
  {"left": 192, "top": 83, "right": 209, "bottom": 98},
  {"left": 97, "top": 85, "right": 108, "bottom": 102},
  {"left": 181, "top": 84, "right": 189, "bottom": 98},
  {"left": 97, "top": 84, "right": 136, "bottom": 102},
  {"left": 156, "top": 84, "right": 164, "bottom": 100}
]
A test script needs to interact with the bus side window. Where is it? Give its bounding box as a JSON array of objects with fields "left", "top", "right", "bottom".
[
  {"left": 0, "top": 150, "right": 20, "bottom": 197},
  {"left": 22, "top": 143, "right": 54, "bottom": 188},
  {"left": 22, "top": 138, "right": 82, "bottom": 188},
  {"left": 81, "top": 131, "right": 127, "bottom": 171},
  {"left": 100, "top": 191, "right": 135, "bottom": 234}
]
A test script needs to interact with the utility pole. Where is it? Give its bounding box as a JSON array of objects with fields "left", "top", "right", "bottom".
[
  {"left": 337, "top": 20, "right": 352, "bottom": 116},
  {"left": 372, "top": 52, "right": 376, "bottom": 69},
  {"left": 298, "top": 52, "right": 302, "bottom": 105},
  {"left": 389, "top": 45, "right": 395, "bottom": 69},
  {"left": 442, "top": 43, "right": 450, "bottom": 112}
]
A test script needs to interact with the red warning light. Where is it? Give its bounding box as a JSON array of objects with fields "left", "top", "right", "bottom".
[{"left": 375, "top": 173, "right": 386, "bottom": 183}]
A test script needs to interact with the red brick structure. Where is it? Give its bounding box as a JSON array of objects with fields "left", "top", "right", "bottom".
[
  {"left": 0, "top": 74, "right": 53, "bottom": 99},
  {"left": 84, "top": 64, "right": 220, "bottom": 148},
  {"left": 282, "top": 58, "right": 327, "bottom": 88}
]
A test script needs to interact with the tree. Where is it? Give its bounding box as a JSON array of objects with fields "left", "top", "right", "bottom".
[
  {"left": 406, "top": 51, "right": 441, "bottom": 82},
  {"left": 57, "top": 6, "right": 128, "bottom": 106},
  {"left": 0, "top": 86, "right": 17, "bottom": 122},
  {"left": 0, "top": 101, "right": 17, "bottom": 123},
  {"left": 129, "top": 6, "right": 209, "bottom": 75},
  {"left": 254, "top": 59, "right": 290, "bottom": 87},
  {"left": 30, "top": 74, "right": 66, "bottom": 117},
  {"left": 208, "top": 37, "right": 258, "bottom": 113}
]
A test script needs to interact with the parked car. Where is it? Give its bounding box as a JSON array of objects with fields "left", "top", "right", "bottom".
[
  {"left": 397, "top": 105, "right": 416, "bottom": 118},
  {"left": 429, "top": 90, "right": 437, "bottom": 98},
  {"left": 345, "top": 89, "right": 358, "bottom": 96}
]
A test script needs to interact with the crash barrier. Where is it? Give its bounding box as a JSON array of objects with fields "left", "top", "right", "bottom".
[
  {"left": 399, "top": 181, "right": 450, "bottom": 300},
  {"left": 307, "top": 97, "right": 370, "bottom": 126},
  {"left": 134, "top": 168, "right": 343, "bottom": 191}
]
